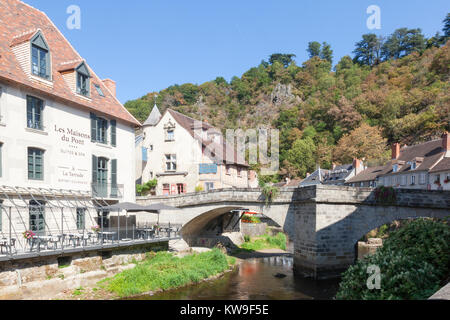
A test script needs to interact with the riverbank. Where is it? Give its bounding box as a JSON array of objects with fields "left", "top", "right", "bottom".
[{"left": 55, "top": 248, "right": 237, "bottom": 300}]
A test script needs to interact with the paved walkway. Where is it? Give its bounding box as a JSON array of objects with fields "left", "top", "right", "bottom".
[{"left": 429, "top": 282, "right": 450, "bottom": 300}]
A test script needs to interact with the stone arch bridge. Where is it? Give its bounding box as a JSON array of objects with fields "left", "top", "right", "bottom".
[{"left": 137, "top": 185, "right": 450, "bottom": 279}]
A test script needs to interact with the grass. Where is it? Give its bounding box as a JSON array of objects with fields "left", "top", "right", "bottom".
[
  {"left": 239, "top": 233, "right": 287, "bottom": 252},
  {"left": 72, "top": 287, "right": 84, "bottom": 296},
  {"left": 102, "top": 249, "right": 234, "bottom": 298}
]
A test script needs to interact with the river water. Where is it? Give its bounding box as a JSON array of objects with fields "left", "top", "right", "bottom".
[{"left": 135, "top": 255, "right": 340, "bottom": 300}]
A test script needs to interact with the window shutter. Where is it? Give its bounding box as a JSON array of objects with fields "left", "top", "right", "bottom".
[
  {"left": 92, "top": 155, "right": 98, "bottom": 183},
  {"left": 110, "top": 120, "right": 117, "bottom": 147},
  {"left": 90, "top": 113, "right": 97, "bottom": 142},
  {"left": 111, "top": 159, "right": 118, "bottom": 198}
]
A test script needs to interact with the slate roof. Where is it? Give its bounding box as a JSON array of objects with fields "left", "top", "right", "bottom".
[
  {"left": 346, "top": 166, "right": 386, "bottom": 183},
  {"left": 143, "top": 104, "right": 162, "bottom": 126},
  {"left": 323, "top": 164, "right": 354, "bottom": 184},
  {"left": 299, "top": 169, "right": 329, "bottom": 187},
  {"left": 0, "top": 0, "right": 140, "bottom": 127}
]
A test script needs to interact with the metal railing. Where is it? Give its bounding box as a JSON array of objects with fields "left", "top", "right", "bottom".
[{"left": 91, "top": 183, "right": 124, "bottom": 199}]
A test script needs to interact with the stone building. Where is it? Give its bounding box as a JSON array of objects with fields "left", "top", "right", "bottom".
[
  {"left": 137, "top": 105, "right": 253, "bottom": 195},
  {"left": 0, "top": 0, "right": 140, "bottom": 243}
]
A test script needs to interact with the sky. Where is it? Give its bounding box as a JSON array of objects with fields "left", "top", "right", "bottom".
[{"left": 25, "top": 0, "right": 449, "bottom": 104}]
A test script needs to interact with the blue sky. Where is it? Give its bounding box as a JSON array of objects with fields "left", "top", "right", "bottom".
[{"left": 25, "top": 0, "right": 449, "bottom": 104}]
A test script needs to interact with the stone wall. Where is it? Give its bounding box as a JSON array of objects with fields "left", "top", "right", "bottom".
[
  {"left": 241, "top": 223, "right": 267, "bottom": 237},
  {"left": 0, "top": 241, "right": 168, "bottom": 300}
]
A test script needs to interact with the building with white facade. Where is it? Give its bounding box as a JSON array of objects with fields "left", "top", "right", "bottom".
[
  {"left": 138, "top": 105, "right": 254, "bottom": 195},
  {"left": 0, "top": 0, "right": 140, "bottom": 249}
]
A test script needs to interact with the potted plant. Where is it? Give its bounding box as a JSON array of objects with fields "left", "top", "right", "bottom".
[
  {"left": 23, "top": 230, "right": 36, "bottom": 240},
  {"left": 444, "top": 177, "right": 450, "bottom": 184},
  {"left": 91, "top": 225, "right": 100, "bottom": 233}
]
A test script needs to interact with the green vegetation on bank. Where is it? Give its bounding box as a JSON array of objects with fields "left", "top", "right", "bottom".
[
  {"left": 336, "top": 218, "right": 450, "bottom": 300},
  {"left": 101, "top": 249, "right": 234, "bottom": 298},
  {"left": 239, "top": 233, "right": 287, "bottom": 252}
]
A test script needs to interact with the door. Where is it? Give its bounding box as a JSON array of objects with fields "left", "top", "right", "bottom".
[{"left": 29, "top": 200, "right": 45, "bottom": 236}]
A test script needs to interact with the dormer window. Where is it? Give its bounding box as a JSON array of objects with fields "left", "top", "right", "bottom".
[
  {"left": 393, "top": 164, "right": 399, "bottom": 173},
  {"left": 411, "top": 162, "right": 417, "bottom": 170},
  {"left": 31, "top": 32, "right": 50, "bottom": 79},
  {"left": 76, "top": 62, "right": 90, "bottom": 97}
]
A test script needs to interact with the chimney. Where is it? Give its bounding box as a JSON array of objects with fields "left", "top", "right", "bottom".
[
  {"left": 442, "top": 132, "right": 449, "bottom": 153},
  {"left": 392, "top": 143, "right": 401, "bottom": 160},
  {"left": 102, "top": 79, "right": 116, "bottom": 97},
  {"left": 353, "top": 158, "right": 362, "bottom": 175},
  {"left": 285, "top": 177, "right": 291, "bottom": 185}
]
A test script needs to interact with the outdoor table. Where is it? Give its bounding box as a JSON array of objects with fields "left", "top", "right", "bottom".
[
  {"left": 137, "top": 228, "right": 155, "bottom": 240},
  {"left": 99, "top": 231, "right": 116, "bottom": 243}
]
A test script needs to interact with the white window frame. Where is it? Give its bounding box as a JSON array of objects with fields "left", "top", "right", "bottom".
[{"left": 165, "top": 154, "right": 177, "bottom": 172}]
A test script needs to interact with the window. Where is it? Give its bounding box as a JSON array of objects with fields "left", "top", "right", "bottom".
[
  {"left": 411, "top": 162, "right": 417, "bottom": 170},
  {"left": 94, "top": 84, "right": 105, "bottom": 97},
  {"left": 226, "top": 165, "right": 231, "bottom": 175},
  {"left": 165, "top": 154, "right": 177, "bottom": 171},
  {"left": 237, "top": 167, "right": 242, "bottom": 177},
  {"left": 97, "top": 211, "right": 109, "bottom": 228},
  {"left": 27, "top": 96, "right": 44, "bottom": 130},
  {"left": 90, "top": 113, "right": 108, "bottom": 144},
  {"left": 393, "top": 164, "right": 399, "bottom": 173},
  {"left": 28, "top": 148, "right": 44, "bottom": 180},
  {"left": 163, "top": 184, "right": 170, "bottom": 196},
  {"left": 166, "top": 129, "right": 175, "bottom": 141},
  {"left": 400, "top": 175, "right": 406, "bottom": 186},
  {"left": 177, "top": 184, "right": 186, "bottom": 194},
  {"left": 411, "top": 175, "right": 416, "bottom": 185},
  {"left": 92, "top": 156, "right": 109, "bottom": 198},
  {"left": 419, "top": 173, "right": 426, "bottom": 185},
  {"left": 76, "top": 63, "right": 90, "bottom": 97},
  {"left": 205, "top": 182, "right": 214, "bottom": 192},
  {"left": 29, "top": 200, "right": 45, "bottom": 235},
  {"left": 31, "top": 32, "right": 50, "bottom": 79},
  {"left": 76, "top": 208, "right": 86, "bottom": 230}
]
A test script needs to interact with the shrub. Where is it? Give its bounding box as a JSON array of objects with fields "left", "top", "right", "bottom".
[
  {"left": 336, "top": 219, "right": 450, "bottom": 300},
  {"left": 136, "top": 179, "right": 158, "bottom": 195},
  {"left": 195, "top": 185, "right": 204, "bottom": 193},
  {"left": 261, "top": 184, "right": 280, "bottom": 205}
]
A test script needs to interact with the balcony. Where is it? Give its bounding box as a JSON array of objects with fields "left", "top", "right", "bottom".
[{"left": 91, "top": 183, "right": 124, "bottom": 199}]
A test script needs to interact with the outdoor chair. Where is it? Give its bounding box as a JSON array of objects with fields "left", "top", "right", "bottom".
[{"left": 0, "top": 238, "right": 16, "bottom": 254}]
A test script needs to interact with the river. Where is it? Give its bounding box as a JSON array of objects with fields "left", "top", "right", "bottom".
[{"left": 133, "top": 255, "right": 340, "bottom": 300}]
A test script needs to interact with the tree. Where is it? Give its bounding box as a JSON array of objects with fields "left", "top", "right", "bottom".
[
  {"left": 307, "top": 41, "right": 321, "bottom": 58},
  {"left": 320, "top": 42, "right": 333, "bottom": 64},
  {"left": 269, "top": 53, "right": 296, "bottom": 68},
  {"left": 353, "top": 34, "right": 384, "bottom": 66},
  {"left": 333, "top": 123, "right": 388, "bottom": 164},
  {"left": 381, "top": 28, "right": 426, "bottom": 60},
  {"left": 284, "top": 137, "right": 317, "bottom": 178},
  {"left": 444, "top": 13, "right": 450, "bottom": 38}
]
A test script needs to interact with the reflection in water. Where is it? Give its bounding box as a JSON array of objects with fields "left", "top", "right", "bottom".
[{"left": 133, "top": 256, "right": 340, "bottom": 300}]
